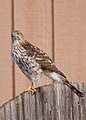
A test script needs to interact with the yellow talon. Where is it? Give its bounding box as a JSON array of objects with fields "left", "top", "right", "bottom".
[{"left": 25, "top": 85, "right": 36, "bottom": 94}]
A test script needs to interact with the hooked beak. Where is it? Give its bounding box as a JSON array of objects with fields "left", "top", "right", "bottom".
[{"left": 12, "top": 32, "right": 15, "bottom": 37}]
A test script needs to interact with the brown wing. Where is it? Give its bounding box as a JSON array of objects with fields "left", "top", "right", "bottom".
[{"left": 20, "top": 40, "right": 66, "bottom": 78}]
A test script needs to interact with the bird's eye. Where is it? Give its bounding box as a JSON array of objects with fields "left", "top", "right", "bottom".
[{"left": 17, "top": 32, "right": 19, "bottom": 35}]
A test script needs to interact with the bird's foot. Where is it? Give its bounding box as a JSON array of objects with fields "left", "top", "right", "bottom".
[{"left": 25, "top": 86, "right": 36, "bottom": 94}]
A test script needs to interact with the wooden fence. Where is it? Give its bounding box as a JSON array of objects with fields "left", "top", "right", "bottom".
[{"left": 0, "top": 82, "right": 86, "bottom": 120}]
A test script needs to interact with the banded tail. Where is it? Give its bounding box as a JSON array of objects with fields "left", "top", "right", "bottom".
[
  {"left": 44, "top": 71, "right": 84, "bottom": 97},
  {"left": 65, "top": 80, "right": 84, "bottom": 97}
]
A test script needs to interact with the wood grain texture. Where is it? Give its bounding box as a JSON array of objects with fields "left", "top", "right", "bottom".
[
  {"left": 4, "top": 102, "right": 11, "bottom": 120},
  {"left": 0, "top": 107, "right": 5, "bottom": 120},
  {"left": 0, "top": 83, "right": 85, "bottom": 120},
  {"left": 14, "top": 0, "right": 53, "bottom": 96},
  {"left": 0, "top": 0, "right": 13, "bottom": 105},
  {"left": 54, "top": 0, "right": 86, "bottom": 83},
  {"left": 22, "top": 92, "right": 30, "bottom": 120},
  {"left": 65, "top": 82, "right": 73, "bottom": 120},
  {"left": 11, "top": 98, "right": 18, "bottom": 120},
  {"left": 72, "top": 83, "right": 81, "bottom": 120},
  {"left": 17, "top": 95, "right": 24, "bottom": 120}
]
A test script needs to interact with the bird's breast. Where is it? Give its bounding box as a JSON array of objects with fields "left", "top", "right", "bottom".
[
  {"left": 11, "top": 46, "right": 43, "bottom": 82},
  {"left": 11, "top": 47, "right": 20, "bottom": 64}
]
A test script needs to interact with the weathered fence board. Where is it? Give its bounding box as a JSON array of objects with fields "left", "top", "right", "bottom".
[
  {"left": 0, "top": 107, "right": 5, "bottom": 120},
  {"left": 0, "top": 83, "right": 86, "bottom": 120}
]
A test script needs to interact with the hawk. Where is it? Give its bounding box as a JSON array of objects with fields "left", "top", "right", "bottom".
[{"left": 11, "top": 30, "right": 83, "bottom": 97}]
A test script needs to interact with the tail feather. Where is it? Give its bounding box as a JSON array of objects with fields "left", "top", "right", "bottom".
[
  {"left": 43, "top": 70, "right": 84, "bottom": 97},
  {"left": 65, "top": 80, "right": 84, "bottom": 97}
]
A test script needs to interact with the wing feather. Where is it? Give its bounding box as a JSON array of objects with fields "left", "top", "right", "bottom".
[{"left": 20, "top": 40, "right": 66, "bottom": 78}]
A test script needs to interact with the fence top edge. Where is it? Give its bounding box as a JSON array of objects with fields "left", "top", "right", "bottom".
[{"left": 0, "top": 82, "right": 85, "bottom": 109}]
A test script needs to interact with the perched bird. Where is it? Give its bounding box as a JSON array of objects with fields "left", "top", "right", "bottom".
[{"left": 11, "top": 30, "right": 83, "bottom": 97}]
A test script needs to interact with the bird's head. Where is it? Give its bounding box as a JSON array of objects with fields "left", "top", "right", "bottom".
[{"left": 12, "top": 30, "right": 24, "bottom": 43}]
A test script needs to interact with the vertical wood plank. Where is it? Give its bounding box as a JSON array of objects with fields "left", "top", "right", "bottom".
[
  {"left": 72, "top": 83, "right": 81, "bottom": 120},
  {"left": 14, "top": 0, "right": 53, "bottom": 95},
  {"left": 4, "top": 102, "right": 11, "bottom": 120},
  {"left": 78, "top": 83, "right": 85, "bottom": 120},
  {"left": 53, "top": 83, "right": 61, "bottom": 120},
  {"left": 0, "top": 0, "right": 13, "bottom": 105},
  {"left": 29, "top": 93, "right": 36, "bottom": 120},
  {"left": 53, "top": 83, "right": 66, "bottom": 120},
  {"left": 65, "top": 83, "right": 73, "bottom": 120},
  {"left": 42, "top": 85, "right": 54, "bottom": 120},
  {"left": 10, "top": 99, "right": 18, "bottom": 120},
  {"left": 23, "top": 92, "right": 31, "bottom": 120},
  {"left": 17, "top": 94, "right": 24, "bottom": 120},
  {"left": 35, "top": 87, "right": 44, "bottom": 120},
  {"left": 45, "top": 85, "right": 54, "bottom": 120},
  {"left": 0, "top": 107, "right": 5, "bottom": 120},
  {"left": 54, "top": 0, "right": 86, "bottom": 83}
]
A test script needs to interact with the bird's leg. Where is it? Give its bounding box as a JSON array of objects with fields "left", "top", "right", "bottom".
[{"left": 26, "top": 82, "right": 36, "bottom": 94}]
